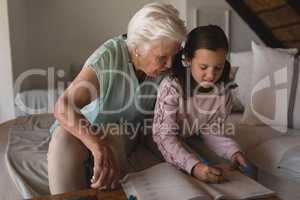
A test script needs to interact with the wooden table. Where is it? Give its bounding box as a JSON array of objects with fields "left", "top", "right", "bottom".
[
  {"left": 29, "top": 188, "right": 126, "bottom": 200},
  {"left": 28, "top": 188, "right": 281, "bottom": 200}
]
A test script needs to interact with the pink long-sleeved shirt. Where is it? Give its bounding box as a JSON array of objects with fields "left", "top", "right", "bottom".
[{"left": 152, "top": 76, "right": 241, "bottom": 174}]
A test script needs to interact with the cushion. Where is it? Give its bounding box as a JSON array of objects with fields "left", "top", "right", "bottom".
[
  {"left": 278, "top": 145, "right": 300, "bottom": 178},
  {"left": 247, "top": 132, "right": 300, "bottom": 176},
  {"left": 5, "top": 114, "right": 55, "bottom": 198},
  {"left": 14, "top": 89, "right": 62, "bottom": 117},
  {"left": 230, "top": 48, "right": 298, "bottom": 115},
  {"left": 290, "top": 56, "right": 300, "bottom": 129},
  {"left": 0, "top": 121, "right": 23, "bottom": 200},
  {"left": 5, "top": 114, "right": 164, "bottom": 199},
  {"left": 241, "top": 42, "right": 297, "bottom": 131}
]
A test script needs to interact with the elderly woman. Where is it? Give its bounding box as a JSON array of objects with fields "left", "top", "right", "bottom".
[{"left": 47, "top": 2, "right": 186, "bottom": 194}]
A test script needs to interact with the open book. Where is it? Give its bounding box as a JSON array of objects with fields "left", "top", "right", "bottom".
[{"left": 121, "top": 162, "right": 275, "bottom": 200}]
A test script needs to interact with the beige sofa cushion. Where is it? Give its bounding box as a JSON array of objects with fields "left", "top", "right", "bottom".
[
  {"left": 278, "top": 145, "right": 300, "bottom": 181},
  {"left": 246, "top": 131, "right": 300, "bottom": 177}
]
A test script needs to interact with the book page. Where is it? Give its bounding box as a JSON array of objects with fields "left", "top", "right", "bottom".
[
  {"left": 121, "top": 163, "right": 210, "bottom": 200},
  {"left": 196, "top": 181, "right": 224, "bottom": 200},
  {"left": 196, "top": 165, "right": 275, "bottom": 200},
  {"left": 121, "top": 162, "right": 275, "bottom": 200}
]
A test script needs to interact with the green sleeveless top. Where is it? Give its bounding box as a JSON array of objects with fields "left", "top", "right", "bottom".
[{"left": 49, "top": 35, "right": 165, "bottom": 133}]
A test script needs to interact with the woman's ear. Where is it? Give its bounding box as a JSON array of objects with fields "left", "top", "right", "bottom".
[{"left": 134, "top": 48, "right": 140, "bottom": 57}]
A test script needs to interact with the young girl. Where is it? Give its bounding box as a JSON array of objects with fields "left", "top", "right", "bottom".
[{"left": 152, "top": 25, "right": 248, "bottom": 183}]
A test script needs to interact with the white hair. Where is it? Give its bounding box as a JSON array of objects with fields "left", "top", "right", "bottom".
[{"left": 126, "top": 2, "right": 186, "bottom": 52}]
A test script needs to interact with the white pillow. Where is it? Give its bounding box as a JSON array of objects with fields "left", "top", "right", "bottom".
[
  {"left": 291, "top": 56, "right": 300, "bottom": 129},
  {"left": 230, "top": 48, "right": 298, "bottom": 109},
  {"left": 241, "top": 42, "right": 297, "bottom": 132},
  {"left": 14, "top": 89, "right": 62, "bottom": 116}
]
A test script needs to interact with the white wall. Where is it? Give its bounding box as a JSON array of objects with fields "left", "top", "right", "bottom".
[
  {"left": 0, "top": 0, "right": 15, "bottom": 123},
  {"left": 7, "top": 0, "right": 29, "bottom": 90},
  {"left": 2, "top": 0, "right": 263, "bottom": 122},
  {"left": 8, "top": 0, "right": 185, "bottom": 91},
  {"left": 7, "top": 0, "right": 263, "bottom": 93},
  {"left": 23, "top": 0, "right": 180, "bottom": 90},
  {"left": 3, "top": 0, "right": 186, "bottom": 120},
  {"left": 161, "top": 0, "right": 187, "bottom": 22},
  {"left": 186, "top": 0, "right": 263, "bottom": 52}
]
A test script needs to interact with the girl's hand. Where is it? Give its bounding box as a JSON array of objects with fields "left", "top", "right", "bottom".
[
  {"left": 230, "top": 151, "right": 247, "bottom": 169},
  {"left": 231, "top": 151, "right": 255, "bottom": 178},
  {"left": 90, "top": 141, "right": 120, "bottom": 190},
  {"left": 192, "top": 162, "right": 227, "bottom": 183}
]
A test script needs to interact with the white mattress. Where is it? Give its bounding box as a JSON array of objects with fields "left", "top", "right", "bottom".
[
  {"left": 5, "top": 114, "right": 55, "bottom": 199},
  {"left": 0, "top": 121, "right": 22, "bottom": 200},
  {"left": 3, "top": 114, "right": 163, "bottom": 199}
]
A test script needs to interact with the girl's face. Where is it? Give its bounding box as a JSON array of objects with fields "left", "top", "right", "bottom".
[{"left": 187, "top": 48, "right": 227, "bottom": 88}]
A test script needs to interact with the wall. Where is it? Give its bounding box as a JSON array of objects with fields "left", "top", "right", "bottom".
[
  {"left": 2, "top": 0, "right": 263, "bottom": 121},
  {"left": 8, "top": 0, "right": 262, "bottom": 92},
  {"left": 0, "top": 0, "right": 15, "bottom": 123},
  {"left": 161, "top": 0, "right": 187, "bottom": 22},
  {"left": 19, "top": 0, "right": 182, "bottom": 90},
  {"left": 186, "top": 0, "right": 263, "bottom": 52},
  {"left": 3, "top": 0, "right": 186, "bottom": 120},
  {"left": 7, "top": 0, "right": 29, "bottom": 91}
]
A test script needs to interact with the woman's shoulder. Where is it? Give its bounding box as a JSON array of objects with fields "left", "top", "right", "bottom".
[
  {"left": 102, "top": 35, "right": 126, "bottom": 53},
  {"left": 84, "top": 36, "right": 128, "bottom": 67}
]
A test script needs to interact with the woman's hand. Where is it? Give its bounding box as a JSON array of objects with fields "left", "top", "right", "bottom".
[
  {"left": 90, "top": 141, "right": 120, "bottom": 190},
  {"left": 230, "top": 151, "right": 247, "bottom": 169},
  {"left": 192, "top": 162, "right": 227, "bottom": 183}
]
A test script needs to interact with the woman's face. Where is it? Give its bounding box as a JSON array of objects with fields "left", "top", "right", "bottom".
[
  {"left": 137, "top": 38, "right": 181, "bottom": 77},
  {"left": 188, "top": 48, "right": 227, "bottom": 88}
]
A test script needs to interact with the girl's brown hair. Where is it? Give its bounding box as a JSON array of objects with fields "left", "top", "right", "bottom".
[{"left": 171, "top": 25, "right": 235, "bottom": 97}]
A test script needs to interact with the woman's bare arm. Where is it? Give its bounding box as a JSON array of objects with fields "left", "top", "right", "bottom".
[
  {"left": 54, "top": 66, "right": 120, "bottom": 189},
  {"left": 54, "top": 66, "right": 103, "bottom": 150}
]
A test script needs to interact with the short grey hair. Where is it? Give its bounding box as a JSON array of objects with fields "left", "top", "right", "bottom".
[{"left": 127, "top": 2, "right": 186, "bottom": 52}]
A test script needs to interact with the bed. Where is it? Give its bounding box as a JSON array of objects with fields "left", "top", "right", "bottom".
[
  {"left": 0, "top": 113, "right": 164, "bottom": 199},
  {"left": 1, "top": 119, "right": 25, "bottom": 200}
]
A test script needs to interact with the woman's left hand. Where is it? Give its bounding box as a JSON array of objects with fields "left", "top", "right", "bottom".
[{"left": 230, "top": 151, "right": 247, "bottom": 169}]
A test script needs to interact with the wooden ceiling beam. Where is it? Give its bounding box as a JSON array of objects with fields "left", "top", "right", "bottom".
[
  {"left": 225, "top": 0, "right": 284, "bottom": 48},
  {"left": 287, "top": 0, "right": 300, "bottom": 16}
]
